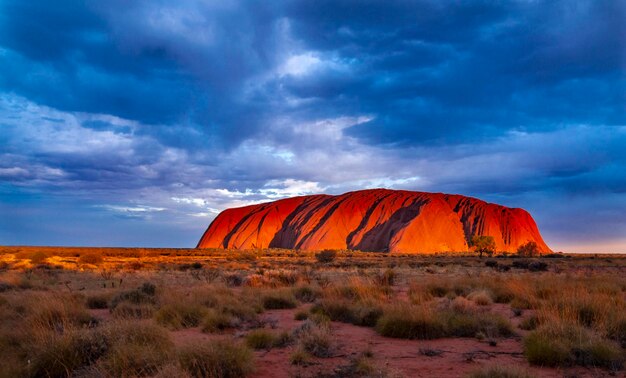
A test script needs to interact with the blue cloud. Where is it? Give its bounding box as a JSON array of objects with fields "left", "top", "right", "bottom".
[{"left": 0, "top": 0, "right": 625, "bottom": 251}]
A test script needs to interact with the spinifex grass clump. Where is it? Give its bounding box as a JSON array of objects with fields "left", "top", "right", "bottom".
[
  {"left": 100, "top": 321, "right": 175, "bottom": 376},
  {"left": 294, "top": 320, "right": 334, "bottom": 358},
  {"left": 109, "top": 282, "right": 157, "bottom": 319},
  {"left": 293, "top": 285, "right": 321, "bottom": 303},
  {"left": 375, "top": 303, "right": 514, "bottom": 340},
  {"left": 312, "top": 298, "right": 384, "bottom": 327},
  {"left": 245, "top": 329, "right": 292, "bottom": 350},
  {"left": 177, "top": 340, "right": 253, "bottom": 378},
  {"left": 261, "top": 290, "right": 298, "bottom": 309},
  {"left": 155, "top": 302, "right": 207, "bottom": 330},
  {"left": 375, "top": 306, "right": 446, "bottom": 339},
  {"left": 524, "top": 323, "right": 624, "bottom": 369}
]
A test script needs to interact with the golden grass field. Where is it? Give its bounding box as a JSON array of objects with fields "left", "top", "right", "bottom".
[{"left": 0, "top": 246, "right": 625, "bottom": 377}]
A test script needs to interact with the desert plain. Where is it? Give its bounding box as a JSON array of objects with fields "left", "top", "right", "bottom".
[{"left": 0, "top": 246, "right": 624, "bottom": 378}]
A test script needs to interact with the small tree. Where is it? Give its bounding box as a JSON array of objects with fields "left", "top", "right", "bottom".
[
  {"left": 470, "top": 235, "right": 496, "bottom": 258},
  {"left": 517, "top": 241, "right": 539, "bottom": 257}
]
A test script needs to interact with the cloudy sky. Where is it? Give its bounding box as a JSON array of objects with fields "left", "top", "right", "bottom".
[{"left": 1, "top": 1, "right": 625, "bottom": 252}]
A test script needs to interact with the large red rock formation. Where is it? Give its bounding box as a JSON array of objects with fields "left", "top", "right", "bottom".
[{"left": 197, "top": 189, "right": 551, "bottom": 253}]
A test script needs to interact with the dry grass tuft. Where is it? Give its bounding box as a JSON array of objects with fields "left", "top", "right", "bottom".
[{"left": 177, "top": 340, "right": 253, "bottom": 378}]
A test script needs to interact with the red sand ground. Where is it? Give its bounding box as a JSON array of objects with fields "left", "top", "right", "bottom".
[{"left": 84, "top": 305, "right": 614, "bottom": 378}]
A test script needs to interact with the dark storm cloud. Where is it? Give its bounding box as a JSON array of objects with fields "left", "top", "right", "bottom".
[
  {"left": 0, "top": 0, "right": 625, "bottom": 250},
  {"left": 283, "top": 0, "right": 625, "bottom": 144}
]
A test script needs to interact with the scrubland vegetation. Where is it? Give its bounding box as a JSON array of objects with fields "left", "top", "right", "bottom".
[{"left": 0, "top": 246, "right": 624, "bottom": 377}]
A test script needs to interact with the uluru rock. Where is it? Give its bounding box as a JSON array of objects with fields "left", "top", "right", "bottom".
[{"left": 197, "top": 189, "right": 551, "bottom": 254}]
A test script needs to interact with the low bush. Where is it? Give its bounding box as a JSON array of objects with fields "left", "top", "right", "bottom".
[
  {"left": 528, "top": 261, "right": 548, "bottom": 272},
  {"left": 29, "top": 251, "right": 49, "bottom": 264},
  {"left": 511, "top": 260, "right": 530, "bottom": 269},
  {"left": 293, "top": 286, "right": 320, "bottom": 303},
  {"left": 262, "top": 292, "right": 297, "bottom": 309},
  {"left": 298, "top": 325, "right": 334, "bottom": 358},
  {"left": 177, "top": 340, "right": 253, "bottom": 378},
  {"left": 0, "top": 281, "right": 15, "bottom": 292},
  {"left": 313, "top": 299, "right": 383, "bottom": 327},
  {"left": 79, "top": 253, "right": 104, "bottom": 265},
  {"left": 224, "top": 273, "right": 244, "bottom": 287},
  {"left": 294, "top": 310, "right": 309, "bottom": 320},
  {"left": 86, "top": 293, "right": 112, "bottom": 309},
  {"left": 485, "top": 260, "right": 498, "bottom": 268},
  {"left": 315, "top": 249, "right": 337, "bottom": 263}
]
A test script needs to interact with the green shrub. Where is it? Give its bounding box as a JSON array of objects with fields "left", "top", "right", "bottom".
[{"left": 177, "top": 340, "right": 253, "bottom": 378}]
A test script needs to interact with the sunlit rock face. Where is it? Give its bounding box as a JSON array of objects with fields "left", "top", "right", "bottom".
[{"left": 197, "top": 189, "right": 551, "bottom": 254}]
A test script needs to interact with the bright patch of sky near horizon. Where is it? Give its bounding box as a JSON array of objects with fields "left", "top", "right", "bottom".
[{"left": 1, "top": 1, "right": 625, "bottom": 252}]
